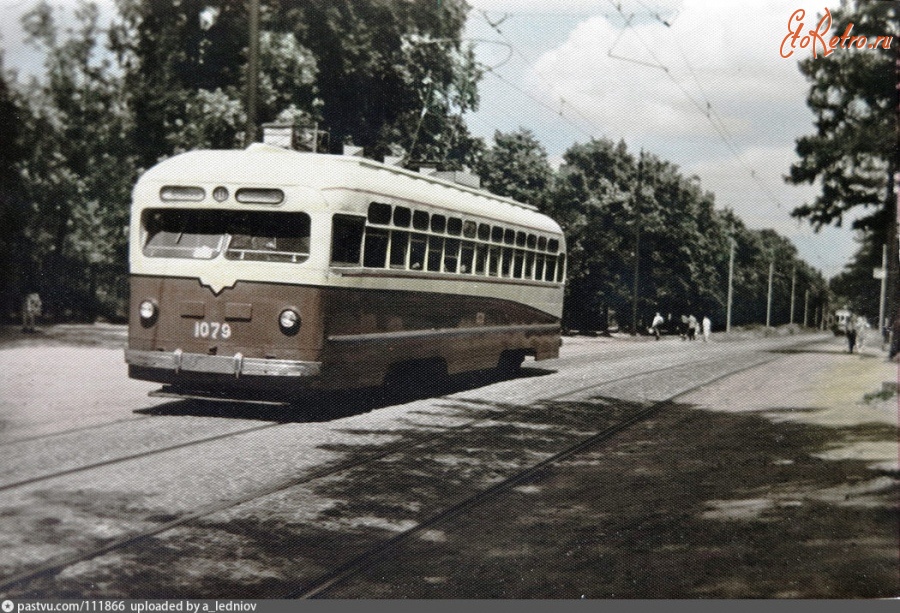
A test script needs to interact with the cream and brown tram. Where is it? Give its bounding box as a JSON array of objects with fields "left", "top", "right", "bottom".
[{"left": 125, "top": 144, "right": 566, "bottom": 402}]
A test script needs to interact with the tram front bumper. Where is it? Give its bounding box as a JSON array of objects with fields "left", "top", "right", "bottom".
[{"left": 125, "top": 348, "right": 322, "bottom": 378}]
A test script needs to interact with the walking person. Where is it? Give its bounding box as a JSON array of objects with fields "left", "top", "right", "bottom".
[
  {"left": 650, "top": 312, "right": 664, "bottom": 340},
  {"left": 687, "top": 314, "right": 697, "bottom": 341},
  {"left": 701, "top": 315, "right": 711, "bottom": 342},
  {"left": 21, "top": 291, "right": 42, "bottom": 333},
  {"left": 855, "top": 315, "right": 867, "bottom": 351},
  {"left": 846, "top": 313, "right": 857, "bottom": 354}
]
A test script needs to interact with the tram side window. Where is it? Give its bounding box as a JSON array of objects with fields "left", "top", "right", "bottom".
[
  {"left": 556, "top": 253, "right": 566, "bottom": 282},
  {"left": 460, "top": 242, "right": 475, "bottom": 274},
  {"left": 444, "top": 238, "right": 460, "bottom": 273},
  {"left": 474, "top": 244, "right": 486, "bottom": 275},
  {"left": 225, "top": 211, "right": 311, "bottom": 263},
  {"left": 143, "top": 209, "right": 311, "bottom": 263},
  {"left": 368, "top": 202, "right": 392, "bottom": 225},
  {"left": 545, "top": 256, "right": 557, "bottom": 282},
  {"left": 413, "top": 210, "right": 429, "bottom": 231},
  {"left": 501, "top": 247, "right": 512, "bottom": 277},
  {"left": 331, "top": 215, "right": 365, "bottom": 266},
  {"left": 363, "top": 228, "right": 389, "bottom": 268},
  {"left": 512, "top": 249, "right": 524, "bottom": 278},
  {"left": 427, "top": 236, "right": 444, "bottom": 272},
  {"left": 409, "top": 233, "right": 427, "bottom": 270},
  {"left": 389, "top": 231, "right": 409, "bottom": 268}
]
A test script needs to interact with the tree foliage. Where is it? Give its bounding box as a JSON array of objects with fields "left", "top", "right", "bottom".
[
  {"left": 110, "top": 0, "right": 481, "bottom": 166},
  {"left": 6, "top": 0, "right": 136, "bottom": 319},
  {"left": 1, "top": 1, "right": 830, "bottom": 328},
  {"left": 787, "top": 0, "right": 898, "bottom": 328},
  {"left": 481, "top": 132, "right": 828, "bottom": 332}
]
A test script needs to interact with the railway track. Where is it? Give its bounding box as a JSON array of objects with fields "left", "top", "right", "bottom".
[
  {"left": 285, "top": 353, "right": 778, "bottom": 598},
  {"left": 0, "top": 340, "right": 805, "bottom": 597}
]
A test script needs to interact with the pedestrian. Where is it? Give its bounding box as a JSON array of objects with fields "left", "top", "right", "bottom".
[
  {"left": 701, "top": 315, "right": 711, "bottom": 342},
  {"left": 890, "top": 314, "right": 900, "bottom": 360},
  {"left": 680, "top": 315, "right": 689, "bottom": 340},
  {"left": 687, "top": 314, "right": 697, "bottom": 341},
  {"left": 650, "top": 312, "right": 664, "bottom": 340},
  {"left": 22, "top": 291, "right": 42, "bottom": 333},
  {"left": 855, "top": 315, "right": 867, "bottom": 350},
  {"left": 846, "top": 313, "right": 857, "bottom": 354}
]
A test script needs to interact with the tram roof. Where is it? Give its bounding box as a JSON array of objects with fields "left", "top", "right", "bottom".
[{"left": 138, "top": 144, "right": 563, "bottom": 235}]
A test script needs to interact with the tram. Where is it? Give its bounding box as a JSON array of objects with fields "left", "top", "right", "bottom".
[{"left": 125, "top": 143, "right": 566, "bottom": 402}]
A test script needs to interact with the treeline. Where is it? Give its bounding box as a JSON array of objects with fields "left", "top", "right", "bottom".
[
  {"left": 0, "top": 0, "right": 827, "bottom": 330},
  {"left": 476, "top": 130, "right": 827, "bottom": 332}
]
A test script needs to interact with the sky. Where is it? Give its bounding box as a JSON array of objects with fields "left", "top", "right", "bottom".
[
  {"left": 0, "top": 0, "right": 883, "bottom": 278},
  {"left": 462, "top": 0, "right": 878, "bottom": 278}
]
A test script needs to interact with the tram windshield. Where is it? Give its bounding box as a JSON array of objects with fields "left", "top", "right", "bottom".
[{"left": 142, "top": 209, "right": 311, "bottom": 263}]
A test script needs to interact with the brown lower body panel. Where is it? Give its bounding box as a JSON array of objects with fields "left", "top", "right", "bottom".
[{"left": 127, "top": 275, "right": 561, "bottom": 395}]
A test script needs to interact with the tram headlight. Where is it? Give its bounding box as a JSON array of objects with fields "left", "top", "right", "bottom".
[
  {"left": 139, "top": 299, "right": 158, "bottom": 327},
  {"left": 279, "top": 308, "right": 301, "bottom": 335}
]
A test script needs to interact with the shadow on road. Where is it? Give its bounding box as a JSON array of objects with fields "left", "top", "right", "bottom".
[{"left": 133, "top": 366, "right": 555, "bottom": 424}]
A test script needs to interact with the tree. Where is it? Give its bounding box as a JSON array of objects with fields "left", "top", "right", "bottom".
[
  {"left": 112, "top": 0, "right": 482, "bottom": 167},
  {"left": 15, "top": 0, "right": 136, "bottom": 319},
  {"left": 475, "top": 128, "right": 552, "bottom": 206},
  {"left": 0, "top": 51, "right": 29, "bottom": 317},
  {"left": 787, "top": 0, "right": 898, "bottom": 333}
]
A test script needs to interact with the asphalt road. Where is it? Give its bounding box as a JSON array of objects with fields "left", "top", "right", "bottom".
[{"left": 0, "top": 326, "right": 896, "bottom": 598}]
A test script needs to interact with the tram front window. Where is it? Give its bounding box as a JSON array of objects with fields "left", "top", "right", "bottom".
[{"left": 142, "top": 209, "right": 311, "bottom": 263}]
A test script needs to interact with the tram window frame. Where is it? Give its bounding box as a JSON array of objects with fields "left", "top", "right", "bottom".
[
  {"left": 409, "top": 233, "right": 427, "bottom": 270},
  {"left": 393, "top": 206, "right": 412, "bottom": 228},
  {"left": 513, "top": 249, "right": 525, "bottom": 278},
  {"left": 430, "top": 214, "right": 447, "bottom": 234},
  {"left": 524, "top": 251, "right": 535, "bottom": 279},
  {"left": 367, "top": 202, "right": 392, "bottom": 225},
  {"left": 464, "top": 221, "right": 478, "bottom": 239},
  {"left": 488, "top": 246, "right": 500, "bottom": 276},
  {"left": 545, "top": 256, "right": 557, "bottom": 281},
  {"left": 427, "top": 235, "right": 444, "bottom": 272},
  {"left": 412, "top": 210, "right": 429, "bottom": 231},
  {"left": 526, "top": 234, "right": 537, "bottom": 249},
  {"left": 460, "top": 241, "right": 475, "bottom": 274},
  {"left": 501, "top": 247, "right": 513, "bottom": 276},
  {"left": 363, "top": 227, "right": 389, "bottom": 268},
  {"left": 548, "top": 238, "right": 560, "bottom": 253},
  {"left": 504, "top": 229, "right": 515, "bottom": 245},
  {"left": 474, "top": 244, "right": 486, "bottom": 275},
  {"left": 447, "top": 217, "right": 462, "bottom": 236},
  {"left": 444, "top": 238, "right": 460, "bottom": 273},
  {"left": 538, "top": 236, "right": 547, "bottom": 251},
  {"left": 224, "top": 212, "right": 311, "bottom": 264},
  {"left": 478, "top": 223, "right": 491, "bottom": 241},
  {"left": 331, "top": 214, "right": 365, "bottom": 266},
  {"left": 389, "top": 230, "right": 409, "bottom": 269},
  {"left": 515, "top": 231, "right": 526, "bottom": 247},
  {"left": 491, "top": 226, "right": 503, "bottom": 243}
]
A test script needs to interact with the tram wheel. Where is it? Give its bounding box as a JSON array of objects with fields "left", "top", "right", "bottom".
[{"left": 496, "top": 350, "right": 526, "bottom": 378}]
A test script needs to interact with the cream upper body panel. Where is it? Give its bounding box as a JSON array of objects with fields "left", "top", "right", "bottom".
[{"left": 130, "top": 145, "right": 565, "bottom": 317}]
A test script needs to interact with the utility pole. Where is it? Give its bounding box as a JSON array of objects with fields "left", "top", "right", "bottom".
[
  {"left": 789, "top": 266, "right": 796, "bottom": 325},
  {"left": 244, "top": 0, "right": 260, "bottom": 146},
  {"left": 877, "top": 243, "right": 887, "bottom": 335},
  {"left": 726, "top": 238, "right": 735, "bottom": 333},
  {"left": 766, "top": 260, "right": 774, "bottom": 328},
  {"left": 631, "top": 150, "right": 644, "bottom": 335},
  {"left": 803, "top": 289, "right": 809, "bottom": 328}
]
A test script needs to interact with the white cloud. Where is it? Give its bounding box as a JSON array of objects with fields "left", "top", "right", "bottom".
[{"left": 527, "top": 0, "right": 829, "bottom": 143}]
